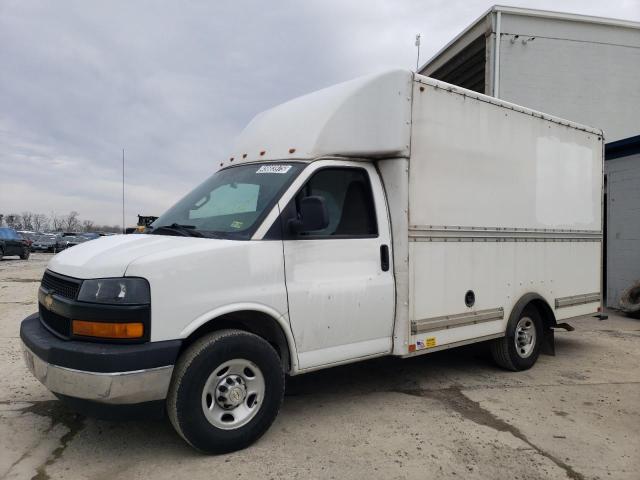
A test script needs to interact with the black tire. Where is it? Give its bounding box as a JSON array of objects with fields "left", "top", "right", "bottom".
[
  {"left": 620, "top": 282, "right": 640, "bottom": 318},
  {"left": 167, "top": 329, "right": 284, "bottom": 454},
  {"left": 491, "top": 305, "right": 543, "bottom": 371},
  {"left": 0, "top": 248, "right": 3, "bottom": 261},
  {"left": 20, "top": 248, "right": 30, "bottom": 260}
]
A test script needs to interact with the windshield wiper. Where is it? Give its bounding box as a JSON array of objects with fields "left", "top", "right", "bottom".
[{"left": 149, "top": 223, "right": 205, "bottom": 238}]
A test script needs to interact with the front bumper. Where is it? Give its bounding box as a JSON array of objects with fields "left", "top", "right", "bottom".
[
  {"left": 22, "top": 345, "right": 174, "bottom": 404},
  {"left": 20, "top": 314, "right": 181, "bottom": 404}
]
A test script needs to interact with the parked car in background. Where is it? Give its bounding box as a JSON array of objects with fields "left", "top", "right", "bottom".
[
  {"left": 80, "top": 233, "right": 101, "bottom": 240},
  {"left": 57, "top": 235, "right": 86, "bottom": 250},
  {"left": 36, "top": 232, "right": 98, "bottom": 251},
  {"left": 31, "top": 235, "right": 59, "bottom": 253},
  {"left": 0, "top": 227, "right": 30, "bottom": 260},
  {"left": 18, "top": 231, "right": 37, "bottom": 243},
  {"left": 16, "top": 231, "right": 35, "bottom": 250}
]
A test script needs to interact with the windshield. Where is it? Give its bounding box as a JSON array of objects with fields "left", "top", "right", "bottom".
[{"left": 151, "top": 162, "right": 305, "bottom": 239}]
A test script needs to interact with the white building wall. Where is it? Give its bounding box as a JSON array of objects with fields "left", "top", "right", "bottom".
[
  {"left": 497, "top": 13, "right": 640, "bottom": 142},
  {"left": 606, "top": 154, "right": 640, "bottom": 307}
]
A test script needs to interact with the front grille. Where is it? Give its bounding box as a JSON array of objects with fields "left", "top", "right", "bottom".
[
  {"left": 39, "top": 304, "right": 71, "bottom": 338},
  {"left": 41, "top": 271, "right": 81, "bottom": 300}
]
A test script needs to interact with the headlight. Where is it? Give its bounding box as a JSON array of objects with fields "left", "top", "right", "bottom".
[{"left": 77, "top": 278, "right": 150, "bottom": 305}]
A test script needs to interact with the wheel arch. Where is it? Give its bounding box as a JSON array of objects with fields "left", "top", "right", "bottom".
[
  {"left": 179, "top": 305, "right": 297, "bottom": 373},
  {"left": 509, "top": 292, "right": 557, "bottom": 330}
]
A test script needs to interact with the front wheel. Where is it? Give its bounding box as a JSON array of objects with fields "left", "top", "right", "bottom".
[
  {"left": 20, "top": 248, "right": 30, "bottom": 260},
  {"left": 491, "top": 305, "right": 543, "bottom": 371},
  {"left": 167, "top": 329, "right": 285, "bottom": 454}
]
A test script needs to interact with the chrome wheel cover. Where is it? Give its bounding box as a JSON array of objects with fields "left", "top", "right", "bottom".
[
  {"left": 201, "top": 358, "right": 265, "bottom": 430},
  {"left": 514, "top": 316, "right": 536, "bottom": 358}
]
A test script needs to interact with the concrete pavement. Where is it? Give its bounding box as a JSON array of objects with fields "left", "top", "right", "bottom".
[{"left": 1, "top": 253, "right": 638, "bottom": 479}]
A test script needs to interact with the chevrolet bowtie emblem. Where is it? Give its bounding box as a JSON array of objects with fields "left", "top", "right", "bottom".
[{"left": 43, "top": 294, "right": 54, "bottom": 310}]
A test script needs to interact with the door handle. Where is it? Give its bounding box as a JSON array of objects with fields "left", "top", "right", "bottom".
[{"left": 380, "top": 244, "right": 390, "bottom": 272}]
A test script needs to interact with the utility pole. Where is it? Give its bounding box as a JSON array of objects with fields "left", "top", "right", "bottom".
[
  {"left": 415, "top": 34, "right": 421, "bottom": 72},
  {"left": 122, "top": 148, "right": 125, "bottom": 234}
]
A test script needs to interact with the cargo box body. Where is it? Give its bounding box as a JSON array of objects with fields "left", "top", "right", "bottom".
[{"left": 378, "top": 73, "right": 603, "bottom": 356}]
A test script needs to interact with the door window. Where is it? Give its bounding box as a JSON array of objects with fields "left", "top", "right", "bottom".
[{"left": 293, "top": 168, "right": 377, "bottom": 237}]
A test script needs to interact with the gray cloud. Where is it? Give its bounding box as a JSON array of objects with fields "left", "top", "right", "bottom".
[{"left": 1, "top": 0, "right": 638, "bottom": 226}]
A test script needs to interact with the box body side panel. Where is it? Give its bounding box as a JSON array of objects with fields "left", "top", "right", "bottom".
[{"left": 405, "top": 79, "right": 603, "bottom": 353}]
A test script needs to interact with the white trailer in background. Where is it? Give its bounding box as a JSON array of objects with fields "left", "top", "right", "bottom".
[{"left": 22, "top": 70, "right": 603, "bottom": 453}]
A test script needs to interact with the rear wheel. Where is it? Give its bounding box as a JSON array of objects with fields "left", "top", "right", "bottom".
[
  {"left": 167, "top": 329, "right": 284, "bottom": 454},
  {"left": 491, "top": 305, "right": 543, "bottom": 371},
  {"left": 0, "top": 248, "right": 3, "bottom": 261},
  {"left": 20, "top": 248, "right": 30, "bottom": 260}
]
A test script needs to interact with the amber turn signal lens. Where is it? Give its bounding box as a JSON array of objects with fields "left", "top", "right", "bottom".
[{"left": 72, "top": 320, "right": 144, "bottom": 339}]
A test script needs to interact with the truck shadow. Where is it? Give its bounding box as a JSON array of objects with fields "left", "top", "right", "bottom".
[
  {"left": 285, "top": 342, "right": 493, "bottom": 397},
  {"left": 285, "top": 334, "right": 586, "bottom": 397}
]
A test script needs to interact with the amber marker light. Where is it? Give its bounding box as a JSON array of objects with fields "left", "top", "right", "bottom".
[{"left": 72, "top": 320, "right": 144, "bottom": 339}]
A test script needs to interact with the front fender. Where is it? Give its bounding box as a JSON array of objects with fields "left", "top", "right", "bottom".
[{"left": 179, "top": 302, "right": 299, "bottom": 373}]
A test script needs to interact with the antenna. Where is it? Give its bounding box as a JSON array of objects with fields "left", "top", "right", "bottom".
[
  {"left": 415, "top": 34, "right": 421, "bottom": 72},
  {"left": 122, "top": 148, "right": 125, "bottom": 234}
]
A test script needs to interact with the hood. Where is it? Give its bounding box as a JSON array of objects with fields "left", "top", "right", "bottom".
[{"left": 47, "top": 234, "right": 229, "bottom": 279}]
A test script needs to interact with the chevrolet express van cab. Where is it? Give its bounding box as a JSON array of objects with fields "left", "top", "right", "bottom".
[{"left": 21, "top": 70, "right": 603, "bottom": 453}]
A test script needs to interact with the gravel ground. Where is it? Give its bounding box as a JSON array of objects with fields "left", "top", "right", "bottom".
[{"left": 1, "top": 253, "right": 639, "bottom": 479}]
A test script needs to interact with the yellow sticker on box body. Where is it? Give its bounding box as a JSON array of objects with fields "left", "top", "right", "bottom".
[{"left": 415, "top": 337, "right": 437, "bottom": 350}]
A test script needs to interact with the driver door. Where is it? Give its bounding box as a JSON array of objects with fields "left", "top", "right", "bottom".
[{"left": 279, "top": 161, "right": 395, "bottom": 370}]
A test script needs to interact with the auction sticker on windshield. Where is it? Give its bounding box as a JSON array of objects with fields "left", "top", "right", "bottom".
[{"left": 256, "top": 165, "right": 292, "bottom": 174}]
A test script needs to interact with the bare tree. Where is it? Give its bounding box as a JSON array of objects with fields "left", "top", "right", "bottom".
[
  {"left": 93, "top": 224, "right": 121, "bottom": 233},
  {"left": 32, "top": 213, "right": 49, "bottom": 233},
  {"left": 50, "top": 212, "right": 63, "bottom": 232},
  {"left": 1, "top": 211, "right": 119, "bottom": 234},
  {"left": 21, "top": 211, "right": 34, "bottom": 230},
  {"left": 82, "top": 219, "right": 95, "bottom": 232},
  {"left": 5, "top": 214, "right": 22, "bottom": 229},
  {"left": 62, "top": 211, "right": 81, "bottom": 232}
]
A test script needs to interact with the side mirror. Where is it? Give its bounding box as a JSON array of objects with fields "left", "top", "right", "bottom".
[{"left": 288, "top": 196, "right": 329, "bottom": 233}]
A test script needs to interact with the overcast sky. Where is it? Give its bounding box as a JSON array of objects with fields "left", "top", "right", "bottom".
[{"left": 1, "top": 0, "right": 639, "bottom": 227}]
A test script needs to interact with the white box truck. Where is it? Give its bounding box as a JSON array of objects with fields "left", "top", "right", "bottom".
[{"left": 20, "top": 70, "right": 603, "bottom": 453}]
